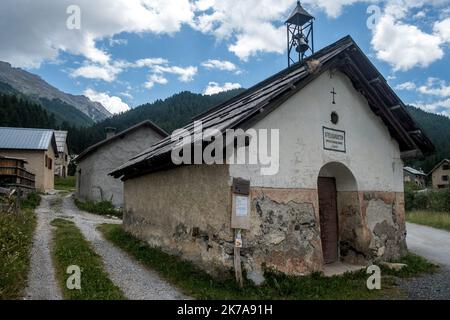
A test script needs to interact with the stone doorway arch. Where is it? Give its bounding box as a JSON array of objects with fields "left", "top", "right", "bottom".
[{"left": 317, "top": 162, "right": 361, "bottom": 265}]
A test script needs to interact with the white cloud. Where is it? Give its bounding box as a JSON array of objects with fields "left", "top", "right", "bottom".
[
  {"left": 120, "top": 91, "right": 133, "bottom": 99},
  {"left": 395, "top": 81, "right": 416, "bottom": 91},
  {"left": 203, "top": 82, "right": 241, "bottom": 95},
  {"left": 144, "top": 74, "right": 169, "bottom": 89},
  {"left": 84, "top": 88, "right": 130, "bottom": 114},
  {"left": 1, "top": 0, "right": 449, "bottom": 71},
  {"left": 109, "top": 38, "right": 128, "bottom": 47},
  {"left": 371, "top": 15, "right": 444, "bottom": 71},
  {"left": 201, "top": 59, "right": 237, "bottom": 72},
  {"left": 192, "top": 0, "right": 293, "bottom": 60},
  {"left": 71, "top": 56, "right": 196, "bottom": 85},
  {"left": 134, "top": 58, "right": 169, "bottom": 68},
  {"left": 152, "top": 65, "right": 198, "bottom": 82},
  {"left": 418, "top": 77, "right": 450, "bottom": 97},
  {"left": 0, "top": 0, "right": 194, "bottom": 68},
  {"left": 434, "top": 17, "right": 450, "bottom": 43},
  {"left": 71, "top": 61, "right": 125, "bottom": 82}
]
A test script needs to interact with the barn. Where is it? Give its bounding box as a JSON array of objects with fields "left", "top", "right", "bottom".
[
  {"left": 110, "top": 36, "right": 434, "bottom": 283},
  {"left": 75, "top": 121, "right": 167, "bottom": 207}
]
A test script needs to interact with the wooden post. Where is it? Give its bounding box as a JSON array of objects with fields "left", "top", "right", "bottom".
[
  {"left": 234, "top": 229, "right": 243, "bottom": 288},
  {"left": 15, "top": 187, "right": 21, "bottom": 214}
]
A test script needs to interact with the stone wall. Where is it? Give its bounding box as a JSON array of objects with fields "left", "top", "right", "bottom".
[
  {"left": 337, "top": 191, "right": 407, "bottom": 264},
  {"left": 123, "top": 164, "right": 236, "bottom": 276},
  {"left": 76, "top": 127, "right": 164, "bottom": 207}
]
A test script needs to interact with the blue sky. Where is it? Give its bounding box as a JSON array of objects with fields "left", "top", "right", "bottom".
[{"left": 0, "top": 0, "right": 449, "bottom": 115}]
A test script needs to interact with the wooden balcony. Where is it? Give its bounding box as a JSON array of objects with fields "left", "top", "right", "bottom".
[{"left": 0, "top": 157, "right": 35, "bottom": 190}]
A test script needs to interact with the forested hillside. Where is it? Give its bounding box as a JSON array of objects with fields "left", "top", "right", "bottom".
[
  {"left": 67, "top": 89, "right": 245, "bottom": 153},
  {"left": 406, "top": 105, "right": 450, "bottom": 173},
  {"left": 0, "top": 94, "right": 58, "bottom": 129}
]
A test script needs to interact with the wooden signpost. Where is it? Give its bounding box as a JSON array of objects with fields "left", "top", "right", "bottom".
[{"left": 231, "top": 178, "right": 251, "bottom": 288}]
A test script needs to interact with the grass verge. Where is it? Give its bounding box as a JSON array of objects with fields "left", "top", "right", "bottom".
[
  {"left": 74, "top": 199, "right": 122, "bottom": 219},
  {"left": 54, "top": 176, "right": 76, "bottom": 191},
  {"left": 50, "top": 218, "right": 125, "bottom": 300},
  {"left": 406, "top": 210, "right": 450, "bottom": 232},
  {"left": 0, "top": 193, "right": 40, "bottom": 299},
  {"left": 98, "top": 224, "right": 436, "bottom": 300}
]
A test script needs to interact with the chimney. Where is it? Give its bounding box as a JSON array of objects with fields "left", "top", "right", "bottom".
[{"left": 105, "top": 127, "right": 116, "bottom": 139}]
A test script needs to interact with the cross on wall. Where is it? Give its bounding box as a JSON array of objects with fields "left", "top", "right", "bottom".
[{"left": 330, "top": 88, "right": 337, "bottom": 104}]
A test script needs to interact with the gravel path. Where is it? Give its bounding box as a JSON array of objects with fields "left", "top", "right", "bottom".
[
  {"left": 398, "top": 222, "right": 450, "bottom": 300},
  {"left": 24, "top": 195, "right": 62, "bottom": 300},
  {"left": 59, "top": 193, "right": 188, "bottom": 300}
]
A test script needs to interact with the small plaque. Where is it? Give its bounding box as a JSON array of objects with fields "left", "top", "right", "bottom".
[
  {"left": 235, "top": 195, "right": 249, "bottom": 217},
  {"left": 323, "top": 127, "right": 346, "bottom": 153}
]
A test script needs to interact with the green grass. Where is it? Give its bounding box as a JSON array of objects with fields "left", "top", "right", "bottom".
[
  {"left": 382, "top": 253, "right": 438, "bottom": 278},
  {"left": 406, "top": 210, "right": 450, "bottom": 232},
  {"left": 50, "top": 218, "right": 125, "bottom": 300},
  {"left": 0, "top": 193, "right": 39, "bottom": 299},
  {"left": 54, "top": 176, "right": 76, "bottom": 191},
  {"left": 98, "top": 224, "right": 436, "bottom": 300},
  {"left": 74, "top": 199, "right": 122, "bottom": 218}
]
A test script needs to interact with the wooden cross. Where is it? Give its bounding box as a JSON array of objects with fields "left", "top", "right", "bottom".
[{"left": 330, "top": 88, "right": 337, "bottom": 104}]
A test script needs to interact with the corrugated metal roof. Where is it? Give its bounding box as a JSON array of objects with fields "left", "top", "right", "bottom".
[
  {"left": 110, "top": 36, "right": 435, "bottom": 180},
  {"left": 54, "top": 131, "right": 68, "bottom": 153},
  {"left": 0, "top": 127, "right": 56, "bottom": 151},
  {"left": 404, "top": 166, "right": 426, "bottom": 176}
]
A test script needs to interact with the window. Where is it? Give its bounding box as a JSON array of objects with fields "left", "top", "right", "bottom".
[
  {"left": 443, "top": 164, "right": 450, "bottom": 170},
  {"left": 442, "top": 175, "right": 449, "bottom": 182},
  {"left": 45, "top": 155, "right": 48, "bottom": 168},
  {"left": 48, "top": 158, "right": 52, "bottom": 170}
]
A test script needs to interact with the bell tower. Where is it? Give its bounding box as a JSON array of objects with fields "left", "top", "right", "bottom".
[{"left": 286, "top": 1, "right": 315, "bottom": 67}]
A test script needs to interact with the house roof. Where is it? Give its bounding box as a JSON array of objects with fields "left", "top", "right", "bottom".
[
  {"left": 54, "top": 131, "right": 68, "bottom": 154},
  {"left": 110, "top": 35, "right": 435, "bottom": 180},
  {"left": 428, "top": 159, "right": 450, "bottom": 175},
  {"left": 75, "top": 120, "right": 168, "bottom": 163},
  {"left": 0, "top": 127, "right": 58, "bottom": 154},
  {"left": 404, "top": 166, "right": 426, "bottom": 176}
]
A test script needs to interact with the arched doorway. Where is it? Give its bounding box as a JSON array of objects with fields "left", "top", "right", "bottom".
[{"left": 317, "top": 162, "right": 358, "bottom": 264}]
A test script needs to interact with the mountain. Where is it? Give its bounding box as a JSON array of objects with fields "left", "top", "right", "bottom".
[{"left": 0, "top": 61, "right": 110, "bottom": 125}]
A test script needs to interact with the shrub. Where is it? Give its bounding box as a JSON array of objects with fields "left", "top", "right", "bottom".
[
  {"left": 22, "top": 192, "right": 41, "bottom": 209},
  {"left": 74, "top": 199, "right": 122, "bottom": 218},
  {"left": 405, "top": 188, "right": 450, "bottom": 213},
  {"left": 412, "top": 192, "right": 429, "bottom": 210}
]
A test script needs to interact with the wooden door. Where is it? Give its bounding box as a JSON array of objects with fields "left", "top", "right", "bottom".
[{"left": 318, "top": 177, "right": 338, "bottom": 264}]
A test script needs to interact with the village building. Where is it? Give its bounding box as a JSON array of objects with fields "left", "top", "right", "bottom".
[
  {"left": 75, "top": 121, "right": 168, "bottom": 207},
  {"left": 403, "top": 166, "right": 426, "bottom": 189},
  {"left": 0, "top": 127, "right": 58, "bottom": 192},
  {"left": 54, "top": 130, "right": 69, "bottom": 178},
  {"left": 429, "top": 159, "right": 450, "bottom": 189},
  {"left": 110, "top": 33, "right": 434, "bottom": 283}
]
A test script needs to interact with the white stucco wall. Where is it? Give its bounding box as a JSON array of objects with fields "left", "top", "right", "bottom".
[
  {"left": 76, "top": 127, "right": 165, "bottom": 207},
  {"left": 229, "top": 71, "right": 404, "bottom": 192}
]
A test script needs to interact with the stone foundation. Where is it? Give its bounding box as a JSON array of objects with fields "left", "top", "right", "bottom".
[{"left": 123, "top": 171, "right": 407, "bottom": 284}]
